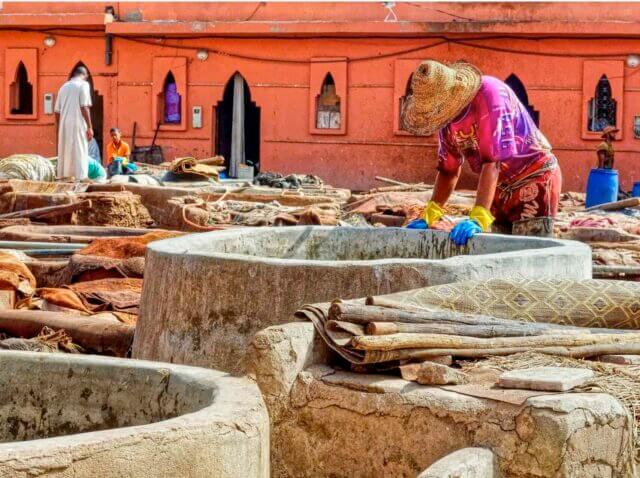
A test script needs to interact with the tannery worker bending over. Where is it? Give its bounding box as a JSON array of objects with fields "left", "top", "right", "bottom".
[{"left": 402, "top": 60, "right": 562, "bottom": 245}]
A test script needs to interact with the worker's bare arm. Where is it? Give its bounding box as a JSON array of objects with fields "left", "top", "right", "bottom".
[
  {"left": 431, "top": 166, "right": 461, "bottom": 206},
  {"left": 475, "top": 162, "right": 500, "bottom": 210},
  {"left": 81, "top": 106, "right": 94, "bottom": 141},
  {"left": 597, "top": 150, "right": 606, "bottom": 169}
]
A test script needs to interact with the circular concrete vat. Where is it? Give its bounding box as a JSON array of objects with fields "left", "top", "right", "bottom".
[
  {"left": 0, "top": 351, "right": 268, "bottom": 478},
  {"left": 133, "top": 226, "right": 591, "bottom": 374}
]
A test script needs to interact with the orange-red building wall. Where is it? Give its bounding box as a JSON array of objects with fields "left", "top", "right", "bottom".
[{"left": 1, "top": 2, "right": 640, "bottom": 191}]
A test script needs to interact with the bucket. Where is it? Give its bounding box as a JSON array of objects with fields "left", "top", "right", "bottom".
[
  {"left": 585, "top": 168, "right": 618, "bottom": 208},
  {"left": 633, "top": 182, "right": 640, "bottom": 198}
]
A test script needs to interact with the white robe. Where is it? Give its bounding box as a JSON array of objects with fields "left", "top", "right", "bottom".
[{"left": 55, "top": 78, "right": 92, "bottom": 180}]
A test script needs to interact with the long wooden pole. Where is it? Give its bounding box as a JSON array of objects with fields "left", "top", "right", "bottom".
[
  {"left": 351, "top": 332, "right": 640, "bottom": 351},
  {"left": 363, "top": 343, "right": 640, "bottom": 362},
  {"left": 329, "top": 303, "right": 626, "bottom": 334},
  {"left": 330, "top": 303, "right": 510, "bottom": 325},
  {"left": 0, "top": 200, "right": 92, "bottom": 220},
  {"left": 0, "top": 310, "right": 133, "bottom": 357},
  {"left": 365, "top": 321, "right": 583, "bottom": 338}
]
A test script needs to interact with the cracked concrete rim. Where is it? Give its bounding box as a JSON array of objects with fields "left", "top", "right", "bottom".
[
  {"left": 147, "top": 225, "right": 592, "bottom": 269},
  {"left": 0, "top": 351, "right": 269, "bottom": 478}
]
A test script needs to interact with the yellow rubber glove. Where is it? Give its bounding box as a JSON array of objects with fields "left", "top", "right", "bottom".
[
  {"left": 421, "top": 200, "right": 445, "bottom": 227},
  {"left": 469, "top": 205, "right": 495, "bottom": 232}
]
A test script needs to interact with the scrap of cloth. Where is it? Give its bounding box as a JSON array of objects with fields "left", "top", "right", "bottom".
[
  {"left": 32, "top": 278, "right": 142, "bottom": 316},
  {"left": 0, "top": 326, "right": 82, "bottom": 354},
  {"left": 367, "top": 278, "right": 640, "bottom": 329},
  {"left": 65, "top": 231, "right": 182, "bottom": 281},
  {"left": 34, "top": 287, "right": 92, "bottom": 314},
  {"left": 438, "top": 76, "right": 553, "bottom": 183},
  {"left": 77, "top": 231, "right": 183, "bottom": 259},
  {"left": 67, "top": 278, "right": 142, "bottom": 316},
  {"left": 169, "top": 156, "right": 224, "bottom": 180},
  {"left": 0, "top": 252, "right": 36, "bottom": 296},
  {"left": 345, "top": 191, "right": 473, "bottom": 219}
]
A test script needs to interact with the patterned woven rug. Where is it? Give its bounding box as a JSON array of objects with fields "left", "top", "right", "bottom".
[{"left": 368, "top": 278, "right": 640, "bottom": 329}]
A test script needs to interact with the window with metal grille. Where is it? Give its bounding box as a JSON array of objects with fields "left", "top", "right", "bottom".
[{"left": 587, "top": 74, "right": 617, "bottom": 132}]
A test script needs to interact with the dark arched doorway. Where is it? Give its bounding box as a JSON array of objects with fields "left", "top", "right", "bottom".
[
  {"left": 215, "top": 73, "right": 260, "bottom": 177},
  {"left": 505, "top": 74, "right": 539, "bottom": 126},
  {"left": 10, "top": 62, "right": 33, "bottom": 115},
  {"left": 68, "top": 62, "right": 104, "bottom": 156}
]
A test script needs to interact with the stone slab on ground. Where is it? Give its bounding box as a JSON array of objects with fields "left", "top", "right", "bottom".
[
  {"left": 416, "top": 361, "right": 469, "bottom": 385},
  {"left": 498, "top": 366, "right": 594, "bottom": 392},
  {"left": 417, "top": 447, "right": 497, "bottom": 478}
]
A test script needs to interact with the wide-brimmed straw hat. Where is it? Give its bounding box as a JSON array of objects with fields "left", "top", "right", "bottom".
[
  {"left": 401, "top": 60, "right": 482, "bottom": 136},
  {"left": 601, "top": 125, "right": 620, "bottom": 138}
]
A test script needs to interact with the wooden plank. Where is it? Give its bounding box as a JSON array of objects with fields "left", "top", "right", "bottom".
[
  {"left": 586, "top": 197, "right": 640, "bottom": 211},
  {"left": 593, "top": 265, "right": 640, "bottom": 277},
  {"left": 351, "top": 332, "right": 640, "bottom": 351}
]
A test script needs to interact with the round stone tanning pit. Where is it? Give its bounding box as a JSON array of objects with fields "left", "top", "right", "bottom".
[
  {"left": 0, "top": 351, "right": 268, "bottom": 478},
  {"left": 134, "top": 226, "right": 591, "bottom": 374}
]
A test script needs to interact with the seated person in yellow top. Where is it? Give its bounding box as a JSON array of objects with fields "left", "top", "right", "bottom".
[{"left": 106, "top": 127, "right": 131, "bottom": 166}]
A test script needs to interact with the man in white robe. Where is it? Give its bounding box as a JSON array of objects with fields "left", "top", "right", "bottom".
[{"left": 55, "top": 66, "right": 93, "bottom": 180}]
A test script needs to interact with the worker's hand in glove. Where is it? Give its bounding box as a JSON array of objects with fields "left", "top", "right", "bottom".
[
  {"left": 449, "top": 205, "right": 494, "bottom": 246},
  {"left": 406, "top": 218, "right": 428, "bottom": 229},
  {"left": 449, "top": 219, "right": 482, "bottom": 246},
  {"left": 422, "top": 200, "right": 445, "bottom": 227}
]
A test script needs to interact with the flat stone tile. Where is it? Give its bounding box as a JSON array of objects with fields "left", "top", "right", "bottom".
[{"left": 497, "top": 366, "right": 594, "bottom": 392}]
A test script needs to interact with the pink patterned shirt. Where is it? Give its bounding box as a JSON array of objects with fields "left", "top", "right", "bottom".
[{"left": 437, "top": 76, "right": 553, "bottom": 182}]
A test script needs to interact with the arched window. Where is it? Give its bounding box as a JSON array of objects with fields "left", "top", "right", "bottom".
[
  {"left": 10, "top": 62, "right": 33, "bottom": 115},
  {"left": 315, "top": 73, "right": 341, "bottom": 129},
  {"left": 160, "top": 71, "right": 181, "bottom": 124},
  {"left": 505, "top": 74, "right": 539, "bottom": 126},
  {"left": 588, "top": 74, "right": 617, "bottom": 132},
  {"left": 399, "top": 73, "right": 414, "bottom": 132}
]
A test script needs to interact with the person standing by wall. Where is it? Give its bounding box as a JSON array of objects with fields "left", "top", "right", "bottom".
[
  {"left": 596, "top": 125, "right": 618, "bottom": 169},
  {"left": 54, "top": 66, "right": 93, "bottom": 180}
]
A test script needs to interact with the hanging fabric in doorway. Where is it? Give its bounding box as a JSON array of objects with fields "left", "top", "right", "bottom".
[
  {"left": 164, "top": 79, "right": 181, "bottom": 124},
  {"left": 230, "top": 73, "right": 246, "bottom": 178}
]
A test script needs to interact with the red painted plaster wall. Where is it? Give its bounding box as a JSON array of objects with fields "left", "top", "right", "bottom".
[{"left": 1, "top": 3, "right": 640, "bottom": 192}]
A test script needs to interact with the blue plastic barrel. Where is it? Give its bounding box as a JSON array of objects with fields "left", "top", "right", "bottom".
[
  {"left": 585, "top": 168, "right": 619, "bottom": 208},
  {"left": 633, "top": 182, "right": 640, "bottom": 198}
]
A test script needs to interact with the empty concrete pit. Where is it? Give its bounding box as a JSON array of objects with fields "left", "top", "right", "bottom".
[
  {"left": 247, "top": 322, "right": 635, "bottom": 478},
  {"left": 0, "top": 351, "right": 268, "bottom": 478},
  {"left": 133, "top": 226, "right": 591, "bottom": 374}
]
